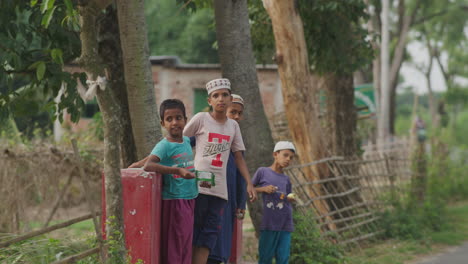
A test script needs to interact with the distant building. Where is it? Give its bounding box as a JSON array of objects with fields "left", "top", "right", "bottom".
[
  {"left": 55, "top": 56, "right": 284, "bottom": 140},
  {"left": 150, "top": 56, "right": 283, "bottom": 117}
]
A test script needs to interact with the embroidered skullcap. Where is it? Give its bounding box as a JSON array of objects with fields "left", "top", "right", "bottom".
[
  {"left": 231, "top": 94, "right": 244, "bottom": 106},
  {"left": 206, "top": 78, "right": 231, "bottom": 95}
]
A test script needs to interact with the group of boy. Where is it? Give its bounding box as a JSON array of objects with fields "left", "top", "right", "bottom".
[{"left": 130, "top": 78, "right": 297, "bottom": 264}]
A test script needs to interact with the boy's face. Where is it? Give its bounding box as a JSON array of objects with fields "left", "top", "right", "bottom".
[
  {"left": 208, "top": 88, "right": 232, "bottom": 113},
  {"left": 161, "top": 108, "right": 186, "bottom": 139},
  {"left": 226, "top": 103, "right": 244, "bottom": 123},
  {"left": 273, "top": 149, "right": 295, "bottom": 168}
]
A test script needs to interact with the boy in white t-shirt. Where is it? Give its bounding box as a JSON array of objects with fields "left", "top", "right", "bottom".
[{"left": 184, "top": 78, "right": 257, "bottom": 264}]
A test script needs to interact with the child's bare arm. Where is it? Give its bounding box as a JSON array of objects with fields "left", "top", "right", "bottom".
[
  {"left": 143, "top": 155, "right": 195, "bottom": 179},
  {"left": 233, "top": 151, "right": 257, "bottom": 202},
  {"left": 255, "top": 185, "right": 277, "bottom": 194},
  {"left": 128, "top": 156, "right": 149, "bottom": 168}
]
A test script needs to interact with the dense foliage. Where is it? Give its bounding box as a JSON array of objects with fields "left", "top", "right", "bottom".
[
  {"left": 145, "top": 0, "right": 218, "bottom": 63},
  {"left": 250, "top": 0, "right": 373, "bottom": 74},
  {"left": 0, "top": 0, "right": 85, "bottom": 124}
]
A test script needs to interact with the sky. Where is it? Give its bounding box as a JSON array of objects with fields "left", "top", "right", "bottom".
[{"left": 399, "top": 41, "right": 447, "bottom": 95}]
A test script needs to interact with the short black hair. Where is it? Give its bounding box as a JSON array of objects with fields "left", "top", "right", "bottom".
[{"left": 159, "top": 99, "right": 187, "bottom": 120}]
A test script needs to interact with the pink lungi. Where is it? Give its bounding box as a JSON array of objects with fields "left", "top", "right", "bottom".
[{"left": 160, "top": 199, "right": 196, "bottom": 264}]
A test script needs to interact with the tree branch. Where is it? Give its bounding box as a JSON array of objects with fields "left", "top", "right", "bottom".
[
  {"left": 414, "top": 5, "right": 468, "bottom": 25},
  {"left": 389, "top": 0, "right": 423, "bottom": 91}
]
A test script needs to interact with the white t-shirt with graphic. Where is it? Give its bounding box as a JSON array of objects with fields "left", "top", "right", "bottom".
[{"left": 183, "top": 112, "right": 245, "bottom": 200}]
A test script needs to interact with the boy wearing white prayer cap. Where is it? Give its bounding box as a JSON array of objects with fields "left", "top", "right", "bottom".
[
  {"left": 252, "top": 141, "right": 297, "bottom": 264},
  {"left": 183, "top": 79, "right": 257, "bottom": 264}
]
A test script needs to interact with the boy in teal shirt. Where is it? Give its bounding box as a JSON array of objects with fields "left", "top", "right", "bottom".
[{"left": 143, "top": 99, "right": 197, "bottom": 264}]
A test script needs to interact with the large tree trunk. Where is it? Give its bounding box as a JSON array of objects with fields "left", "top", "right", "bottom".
[
  {"left": 213, "top": 0, "right": 275, "bottom": 235},
  {"left": 262, "top": 0, "right": 332, "bottom": 225},
  {"left": 321, "top": 73, "right": 357, "bottom": 157},
  {"left": 115, "top": 0, "right": 161, "bottom": 160},
  {"left": 97, "top": 6, "right": 138, "bottom": 167},
  {"left": 77, "top": 1, "right": 126, "bottom": 262}
]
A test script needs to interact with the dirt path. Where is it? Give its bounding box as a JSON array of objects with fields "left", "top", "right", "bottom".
[{"left": 412, "top": 242, "right": 468, "bottom": 264}]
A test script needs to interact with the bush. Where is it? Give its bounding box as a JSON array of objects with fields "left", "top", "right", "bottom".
[
  {"left": 290, "top": 210, "right": 345, "bottom": 264},
  {"left": 379, "top": 135, "right": 468, "bottom": 241},
  {"left": 379, "top": 199, "right": 447, "bottom": 240}
]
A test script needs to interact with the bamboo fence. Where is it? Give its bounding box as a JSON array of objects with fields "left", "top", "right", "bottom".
[{"left": 285, "top": 138, "right": 416, "bottom": 247}]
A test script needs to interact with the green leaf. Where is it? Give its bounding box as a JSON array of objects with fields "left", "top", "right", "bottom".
[
  {"left": 40, "top": 0, "right": 49, "bottom": 13},
  {"left": 40, "top": 0, "right": 56, "bottom": 13},
  {"left": 27, "top": 61, "right": 42, "bottom": 70},
  {"left": 41, "top": 6, "right": 57, "bottom": 28},
  {"left": 36, "top": 61, "right": 46, "bottom": 81},
  {"left": 64, "top": 0, "right": 73, "bottom": 14},
  {"left": 51, "top": 48, "right": 64, "bottom": 65},
  {"left": 47, "top": 0, "right": 56, "bottom": 10},
  {"left": 30, "top": 0, "right": 38, "bottom": 7}
]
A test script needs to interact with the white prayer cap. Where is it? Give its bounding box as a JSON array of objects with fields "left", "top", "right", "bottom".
[
  {"left": 274, "top": 141, "right": 296, "bottom": 153},
  {"left": 231, "top": 94, "right": 244, "bottom": 106},
  {"left": 206, "top": 78, "right": 231, "bottom": 95}
]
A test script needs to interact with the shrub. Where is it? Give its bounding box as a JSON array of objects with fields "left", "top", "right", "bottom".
[{"left": 290, "top": 210, "right": 345, "bottom": 264}]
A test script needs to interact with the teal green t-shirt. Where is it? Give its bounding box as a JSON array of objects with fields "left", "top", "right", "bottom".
[{"left": 151, "top": 136, "right": 198, "bottom": 200}]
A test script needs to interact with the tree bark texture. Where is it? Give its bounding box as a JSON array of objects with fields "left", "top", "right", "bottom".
[
  {"left": 78, "top": 2, "right": 126, "bottom": 262},
  {"left": 320, "top": 73, "right": 363, "bottom": 220},
  {"left": 213, "top": 0, "right": 275, "bottom": 235},
  {"left": 262, "top": 0, "right": 332, "bottom": 223},
  {"left": 97, "top": 6, "right": 138, "bottom": 167},
  {"left": 115, "top": 0, "right": 161, "bottom": 160},
  {"left": 321, "top": 73, "right": 357, "bottom": 157}
]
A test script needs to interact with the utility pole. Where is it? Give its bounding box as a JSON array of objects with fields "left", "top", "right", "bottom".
[{"left": 378, "top": 0, "right": 390, "bottom": 148}]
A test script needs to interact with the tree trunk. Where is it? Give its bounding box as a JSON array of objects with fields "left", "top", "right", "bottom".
[
  {"left": 115, "top": 0, "right": 161, "bottom": 160},
  {"left": 213, "top": 0, "right": 275, "bottom": 235},
  {"left": 262, "top": 0, "right": 332, "bottom": 225},
  {"left": 321, "top": 73, "right": 357, "bottom": 157},
  {"left": 77, "top": 1, "right": 126, "bottom": 262},
  {"left": 97, "top": 5, "right": 138, "bottom": 167},
  {"left": 379, "top": 0, "right": 391, "bottom": 143},
  {"left": 320, "top": 73, "right": 363, "bottom": 221},
  {"left": 388, "top": 0, "right": 422, "bottom": 134},
  {"left": 366, "top": 0, "right": 381, "bottom": 144},
  {"left": 425, "top": 59, "right": 437, "bottom": 128}
]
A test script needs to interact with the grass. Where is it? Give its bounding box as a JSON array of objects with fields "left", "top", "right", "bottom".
[
  {"left": 0, "top": 219, "right": 96, "bottom": 263},
  {"left": 345, "top": 201, "right": 468, "bottom": 264}
]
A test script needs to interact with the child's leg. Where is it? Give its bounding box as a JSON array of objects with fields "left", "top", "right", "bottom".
[
  {"left": 192, "top": 194, "right": 226, "bottom": 264},
  {"left": 275, "top": 231, "right": 292, "bottom": 264},
  {"left": 161, "top": 199, "right": 195, "bottom": 264},
  {"left": 258, "top": 230, "right": 280, "bottom": 264},
  {"left": 192, "top": 247, "right": 210, "bottom": 264}
]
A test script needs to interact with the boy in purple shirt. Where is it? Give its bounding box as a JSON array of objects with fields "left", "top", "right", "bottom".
[{"left": 252, "top": 141, "right": 297, "bottom": 264}]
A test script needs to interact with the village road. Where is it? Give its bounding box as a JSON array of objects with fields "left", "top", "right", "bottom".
[{"left": 415, "top": 241, "right": 468, "bottom": 264}]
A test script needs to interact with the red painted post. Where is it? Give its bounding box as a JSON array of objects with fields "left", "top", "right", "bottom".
[
  {"left": 228, "top": 218, "right": 243, "bottom": 263},
  {"left": 102, "top": 169, "right": 162, "bottom": 264}
]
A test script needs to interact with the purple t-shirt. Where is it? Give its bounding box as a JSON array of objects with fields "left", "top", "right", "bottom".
[{"left": 252, "top": 167, "right": 294, "bottom": 232}]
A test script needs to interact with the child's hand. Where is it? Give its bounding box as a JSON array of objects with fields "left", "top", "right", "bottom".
[
  {"left": 247, "top": 183, "right": 257, "bottom": 202},
  {"left": 128, "top": 162, "right": 142, "bottom": 168},
  {"left": 263, "top": 185, "right": 278, "bottom": 194},
  {"left": 178, "top": 168, "right": 195, "bottom": 179},
  {"left": 235, "top": 209, "right": 245, "bottom": 220}
]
